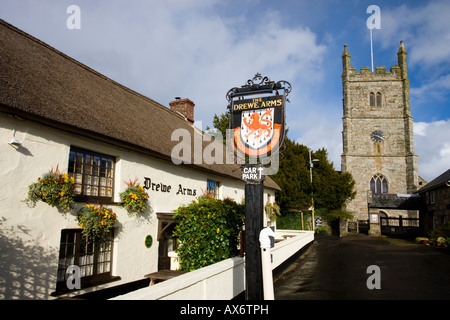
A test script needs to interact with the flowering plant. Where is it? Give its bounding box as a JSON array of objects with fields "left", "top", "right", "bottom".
[
  {"left": 77, "top": 204, "right": 117, "bottom": 241},
  {"left": 264, "top": 201, "right": 281, "bottom": 222},
  {"left": 119, "top": 178, "right": 149, "bottom": 214},
  {"left": 25, "top": 165, "right": 75, "bottom": 212}
]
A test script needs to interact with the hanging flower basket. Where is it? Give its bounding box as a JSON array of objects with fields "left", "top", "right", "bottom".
[
  {"left": 264, "top": 202, "right": 281, "bottom": 222},
  {"left": 119, "top": 178, "right": 149, "bottom": 214},
  {"left": 77, "top": 204, "right": 117, "bottom": 241},
  {"left": 24, "top": 165, "right": 75, "bottom": 212}
]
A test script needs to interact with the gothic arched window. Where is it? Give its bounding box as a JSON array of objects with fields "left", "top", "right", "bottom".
[{"left": 370, "top": 174, "right": 388, "bottom": 194}]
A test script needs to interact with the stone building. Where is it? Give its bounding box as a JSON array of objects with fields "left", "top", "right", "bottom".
[
  {"left": 416, "top": 169, "right": 450, "bottom": 232},
  {"left": 341, "top": 41, "right": 419, "bottom": 235}
]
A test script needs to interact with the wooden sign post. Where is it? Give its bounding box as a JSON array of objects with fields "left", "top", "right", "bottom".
[
  {"left": 244, "top": 179, "right": 264, "bottom": 300},
  {"left": 227, "top": 74, "right": 291, "bottom": 300}
]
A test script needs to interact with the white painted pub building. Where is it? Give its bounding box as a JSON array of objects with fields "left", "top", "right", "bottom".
[{"left": 0, "top": 20, "right": 280, "bottom": 299}]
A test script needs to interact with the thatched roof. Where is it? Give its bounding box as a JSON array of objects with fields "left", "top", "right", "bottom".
[{"left": 0, "top": 19, "right": 280, "bottom": 190}]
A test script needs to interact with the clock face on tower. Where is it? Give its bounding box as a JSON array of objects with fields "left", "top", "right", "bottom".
[{"left": 371, "top": 130, "right": 384, "bottom": 142}]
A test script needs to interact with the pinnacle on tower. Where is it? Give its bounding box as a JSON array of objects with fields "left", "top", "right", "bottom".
[
  {"left": 342, "top": 44, "right": 351, "bottom": 69},
  {"left": 397, "top": 40, "right": 408, "bottom": 79}
]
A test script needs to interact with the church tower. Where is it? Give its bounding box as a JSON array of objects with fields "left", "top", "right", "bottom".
[{"left": 341, "top": 41, "right": 419, "bottom": 233}]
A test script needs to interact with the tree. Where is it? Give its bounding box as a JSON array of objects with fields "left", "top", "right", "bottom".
[
  {"left": 271, "top": 136, "right": 356, "bottom": 216},
  {"left": 206, "top": 112, "right": 230, "bottom": 143},
  {"left": 309, "top": 148, "right": 356, "bottom": 211},
  {"left": 270, "top": 138, "right": 311, "bottom": 212},
  {"left": 206, "top": 112, "right": 356, "bottom": 219}
]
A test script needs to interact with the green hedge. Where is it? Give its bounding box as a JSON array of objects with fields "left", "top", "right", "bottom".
[
  {"left": 277, "top": 211, "right": 314, "bottom": 230},
  {"left": 173, "top": 196, "right": 244, "bottom": 271}
]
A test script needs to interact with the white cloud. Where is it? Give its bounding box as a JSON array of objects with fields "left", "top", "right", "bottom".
[
  {"left": 290, "top": 99, "right": 343, "bottom": 170},
  {"left": 381, "top": 1, "right": 450, "bottom": 66},
  {"left": 4, "top": 0, "right": 447, "bottom": 184},
  {"left": 410, "top": 73, "right": 450, "bottom": 104},
  {"left": 0, "top": 0, "right": 326, "bottom": 112},
  {"left": 414, "top": 119, "right": 450, "bottom": 181},
  {"left": 45, "top": 1, "right": 327, "bottom": 128}
]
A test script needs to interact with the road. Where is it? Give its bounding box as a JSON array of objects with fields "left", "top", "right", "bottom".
[{"left": 274, "top": 235, "right": 450, "bottom": 300}]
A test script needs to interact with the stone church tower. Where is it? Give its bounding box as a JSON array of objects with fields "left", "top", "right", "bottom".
[{"left": 341, "top": 41, "right": 419, "bottom": 234}]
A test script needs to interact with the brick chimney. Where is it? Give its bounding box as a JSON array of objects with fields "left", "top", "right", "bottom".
[{"left": 169, "top": 98, "right": 195, "bottom": 125}]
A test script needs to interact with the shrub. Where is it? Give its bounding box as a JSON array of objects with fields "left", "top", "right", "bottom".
[
  {"left": 277, "top": 211, "right": 314, "bottom": 230},
  {"left": 173, "top": 196, "right": 244, "bottom": 271},
  {"left": 428, "top": 221, "right": 450, "bottom": 245}
]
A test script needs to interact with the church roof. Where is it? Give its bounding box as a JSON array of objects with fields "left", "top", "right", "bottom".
[{"left": 0, "top": 19, "right": 280, "bottom": 190}]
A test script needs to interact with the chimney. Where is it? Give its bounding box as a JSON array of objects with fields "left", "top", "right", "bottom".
[{"left": 169, "top": 97, "right": 195, "bottom": 125}]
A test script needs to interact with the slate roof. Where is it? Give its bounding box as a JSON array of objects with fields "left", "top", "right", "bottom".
[
  {"left": 417, "top": 169, "right": 450, "bottom": 193},
  {"left": 0, "top": 19, "right": 280, "bottom": 190}
]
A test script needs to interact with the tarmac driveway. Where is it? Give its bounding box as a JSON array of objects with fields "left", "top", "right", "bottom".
[{"left": 274, "top": 235, "right": 450, "bottom": 300}]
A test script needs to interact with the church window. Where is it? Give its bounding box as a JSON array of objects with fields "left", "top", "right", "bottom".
[
  {"left": 369, "top": 92, "right": 382, "bottom": 107},
  {"left": 376, "top": 92, "right": 382, "bottom": 106},
  {"left": 369, "top": 92, "right": 375, "bottom": 107},
  {"left": 370, "top": 174, "right": 388, "bottom": 194}
]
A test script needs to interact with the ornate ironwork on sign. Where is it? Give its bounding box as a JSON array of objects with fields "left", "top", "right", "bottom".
[
  {"left": 227, "top": 73, "right": 291, "bottom": 159},
  {"left": 226, "top": 73, "right": 292, "bottom": 102}
]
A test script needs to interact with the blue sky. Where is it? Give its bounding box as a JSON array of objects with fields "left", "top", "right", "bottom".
[{"left": 1, "top": 0, "right": 449, "bottom": 181}]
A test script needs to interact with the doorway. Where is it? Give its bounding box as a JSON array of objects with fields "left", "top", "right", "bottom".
[{"left": 157, "top": 213, "right": 178, "bottom": 271}]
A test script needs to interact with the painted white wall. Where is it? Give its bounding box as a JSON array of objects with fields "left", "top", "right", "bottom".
[
  {"left": 112, "top": 230, "right": 314, "bottom": 300},
  {"left": 0, "top": 114, "right": 278, "bottom": 299}
]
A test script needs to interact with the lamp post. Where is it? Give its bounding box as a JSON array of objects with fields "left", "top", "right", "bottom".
[{"left": 309, "top": 148, "right": 319, "bottom": 231}]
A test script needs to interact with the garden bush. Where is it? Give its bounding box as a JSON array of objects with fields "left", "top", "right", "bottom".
[{"left": 173, "top": 196, "right": 244, "bottom": 271}]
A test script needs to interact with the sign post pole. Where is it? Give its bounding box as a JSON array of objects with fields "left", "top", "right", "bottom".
[
  {"left": 227, "top": 73, "right": 291, "bottom": 300},
  {"left": 244, "top": 180, "right": 264, "bottom": 300}
]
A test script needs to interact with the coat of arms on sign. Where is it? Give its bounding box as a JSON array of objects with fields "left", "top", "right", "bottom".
[
  {"left": 231, "top": 95, "right": 284, "bottom": 158},
  {"left": 241, "top": 108, "right": 274, "bottom": 149}
]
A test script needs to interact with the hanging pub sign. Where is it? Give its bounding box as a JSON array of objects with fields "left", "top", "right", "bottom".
[
  {"left": 227, "top": 73, "right": 290, "bottom": 159},
  {"left": 232, "top": 95, "right": 284, "bottom": 157}
]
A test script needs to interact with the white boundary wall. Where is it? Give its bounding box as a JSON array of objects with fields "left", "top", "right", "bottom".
[{"left": 112, "top": 230, "right": 314, "bottom": 300}]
